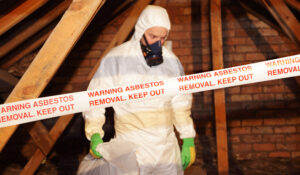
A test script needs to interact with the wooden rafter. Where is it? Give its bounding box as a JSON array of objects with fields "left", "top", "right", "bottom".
[
  {"left": 262, "top": 0, "right": 300, "bottom": 45},
  {"left": 0, "top": 23, "right": 55, "bottom": 69},
  {"left": 0, "top": 0, "right": 72, "bottom": 58},
  {"left": 285, "top": 0, "right": 300, "bottom": 11},
  {"left": 238, "top": 0, "right": 282, "bottom": 32},
  {"left": 0, "top": 0, "right": 106, "bottom": 152},
  {"left": 0, "top": 0, "right": 49, "bottom": 36},
  {"left": 210, "top": 0, "right": 229, "bottom": 175}
]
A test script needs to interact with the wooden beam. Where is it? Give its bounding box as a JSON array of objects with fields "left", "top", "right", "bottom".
[
  {"left": 238, "top": 0, "right": 282, "bottom": 32},
  {"left": 0, "top": 0, "right": 49, "bottom": 36},
  {"left": 21, "top": 115, "right": 73, "bottom": 175},
  {"left": 0, "top": 0, "right": 72, "bottom": 58},
  {"left": 210, "top": 0, "right": 229, "bottom": 175},
  {"left": 26, "top": 122, "right": 54, "bottom": 156},
  {"left": 262, "top": 0, "right": 300, "bottom": 45},
  {"left": 0, "top": 69, "right": 18, "bottom": 86},
  {"left": 88, "top": 0, "right": 152, "bottom": 80},
  {"left": 285, "top": 0, "right": 300, "bottom": 11},
  {"left": 0, "top": 0, "right": 106, "bottom": 152},
  {"left": 0, "top": 23, "right": 54, "bottom": 69}
]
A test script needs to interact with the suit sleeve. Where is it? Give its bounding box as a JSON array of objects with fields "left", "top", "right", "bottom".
[
  {"left": 82, "top": 57, "right": 116, "bottom": 140},
  {"left": 171, "top": 59, "right": 196, "bottom": 139}
]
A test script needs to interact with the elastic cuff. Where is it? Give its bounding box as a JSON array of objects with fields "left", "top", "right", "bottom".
[{"left": 183, "top": 138, "right": 195, "bottom": 147}]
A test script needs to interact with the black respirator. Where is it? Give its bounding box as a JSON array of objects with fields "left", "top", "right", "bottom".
[{"left": 141, "top": 34, "right": 163, "bottom": 67}]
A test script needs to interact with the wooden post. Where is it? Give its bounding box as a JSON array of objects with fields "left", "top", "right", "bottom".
[
  {"left": 262, "top": 0, "right": 300, "bottom": 45},
  {"left": 0, "top": 0, "right": 106, "bottom": 152},
  {"left": 0, "top": 0, "right": 48, "bottom": 36},
  {"left": 210, "top": 0, "right": 229, "bottom": 175}
]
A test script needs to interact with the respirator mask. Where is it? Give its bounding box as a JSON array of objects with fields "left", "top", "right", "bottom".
[{"left": 141, "top": 34, "right": 163, "bottom": 67}]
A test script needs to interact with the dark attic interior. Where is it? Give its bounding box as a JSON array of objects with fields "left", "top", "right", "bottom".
[{"left": 0, "top": 0, "right": 299, "bottom": 174}]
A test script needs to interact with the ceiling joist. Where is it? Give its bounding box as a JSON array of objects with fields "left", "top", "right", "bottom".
[
  {"left": 0, "top": 0, "right": 49, "bottom": 36},
  {"left": 0, "top": 0, "right": 72, "bottom": 59},
  {"left": 262, "top": 0, "right": 300, "bottom": 45}
]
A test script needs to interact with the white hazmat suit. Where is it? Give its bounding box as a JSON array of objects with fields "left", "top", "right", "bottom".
[{"left": 83, "top": 5, "right": 196, "bottom": 175}]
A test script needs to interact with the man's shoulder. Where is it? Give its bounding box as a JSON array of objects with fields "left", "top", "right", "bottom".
[{"left": 107, "top": 41, "right": 132, "bottom": 56}]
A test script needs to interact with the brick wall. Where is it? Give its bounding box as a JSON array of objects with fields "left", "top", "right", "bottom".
[{"left": 46, "top": 0, "right": 299, "bottom": 162}]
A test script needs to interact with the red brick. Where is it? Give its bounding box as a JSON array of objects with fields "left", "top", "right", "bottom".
[
  {"left": 250, "top": 21, "right": 270, "bottom": 28},
  {"left": 253, "top": 143, "right": 275, "bottom": 151},
  {"left": 263, "top": 135, "right": 285, "bottom": 143},
  {"left": 90, "top": 42, "right": 109, "bottom": 50},
  {"left": 253, "top": 94, "right": 275, "bottom": 101},
  {"left": 173, "top": 48, "right": 191, "bottom": 56},
  {"left": 169, "top": 32, "right": 191, "bottom": 40},
  {"left": 75, "top": 67, "right": 91, "bottom": 76},
  {"left": 69, "top": 76, "right": 87, "bottom": 84},
  {"left": 241, "top": 135, "right": 262, "bottom": 143},
  {"left": 226, "top": 86, "right": 240, "bottom": 94},
  {"left": 275, "top": 126, "right": 296, "bottom": 134},
  {"left": 223, "top": 46, "right": 235, "bottom": 53},
  {"left": 286, "top": 117, "right": 300, "bottom": 125},
  {"left": 276, "top": 143, "right": 298, "bottom": 151},
  {"left": 231, "top": 95, "right": 252, "bottom": 102},
  {"left": 228, "top": 120, "right": 241, "bottom": 127},
  {"left": 265, "top": 36, "right": 285, "bottom": 44},
  {"left": 252, "top": 126, "right": 273, "bottom": 134},
  {"left": 269, "top": 152, "right": 290, "bottom": 158},
  {"left": 171, "top": 24, "right": 185, "bottom": 32},
  {"left": 263, "top": 85, "right": 286, "bottom": 93},
  {"left": 259, "top": 28, "right": 279, "bottom": 36},
  {"left": 292, "top": 152, "right": 300, "bottom": 158},
  {"left": 230, "top": 127, "right": 251, "bottom": 135},
  {"left": 82, "top": 50, "right": 102, "bottom": 58},
  {"left": 224, "top": 38, "right": 247, "bottom": 45},
  {"left": 229, "top": 136, "right": 240, "bottom": 143},
  {"left": 223, "top": 30, "right": 235, "bottom": 37},
  {"left": 264, "top": 118, "right": 286, "bottom": 125},
  {"left": 241, "top": 86, "right": 263, "bottom": 94},
  {"left": 236, "top": 45, "right": 258, "bottom": 53},
  {"left": 286, "top": 135, "right": 300, "bottom": 142},
  {"left": 232, "top": 144, "right": 252, "bottom": 152},
  {"left": 245, "top": 53, "right": 266, "bottom": 61},
  {"left": 242, "top": 119, "right": 263, "bottom": 126}
]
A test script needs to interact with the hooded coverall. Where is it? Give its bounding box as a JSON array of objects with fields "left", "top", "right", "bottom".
[{"left": 83, "top": 5, "right": 196, "bottom": 175}]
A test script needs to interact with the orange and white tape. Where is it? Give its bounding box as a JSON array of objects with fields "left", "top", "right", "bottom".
[{"left": 0, "top": 54, "right": 299, "bottom": 128}]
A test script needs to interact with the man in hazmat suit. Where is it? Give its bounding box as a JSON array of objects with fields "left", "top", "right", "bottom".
[{"left": 83, "top": 5, "right": 196, "bottom": 175}]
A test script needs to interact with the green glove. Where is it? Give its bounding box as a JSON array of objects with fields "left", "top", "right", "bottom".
[
  {"left": 181, "top": 138, "right": 196, "bottom": 170},
  {"left": 89, "top": 133, "right": 103, "bottom": 158}
]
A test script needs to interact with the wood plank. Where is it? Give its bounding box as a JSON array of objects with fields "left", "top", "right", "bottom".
[
  {"left": 88, "top": 0, "right": 152, "bottom": 80},
  {"left": 0, "top": 23, "right": 54, "bottom": 69},
  {"left": 21, "top": 114, "right": 74, "bottom": 175},
  {"left": 0, "top": 0, "right": 105, "bottom": 152},
  {"left": 238, "top": 0, "right": 282, "bottom": 32},
  {"left": 262, "top": 0, "right": 300, "bottom": 44},
  {"left": 0, "top": 0, "right": 49, "bottom": 36},
  {"left": 0, "top": 0, "right": 72, "bottom": 58},
  {"left": 26, "top": 122, "right": 54, "bottom": 156},
  {"left": 285, "top": 0, "right": 300, "bottom": 11},
  {"left": 210, "top": 0, "right": 229, "bottom": 175}
]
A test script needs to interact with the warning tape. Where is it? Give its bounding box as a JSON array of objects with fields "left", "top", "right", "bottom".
[{"left": 0, "top": 54, "right": 299, "bottom": 128}]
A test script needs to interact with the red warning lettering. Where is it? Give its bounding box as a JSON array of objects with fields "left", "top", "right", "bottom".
[{"left": 267, "top": 66, "right": 300, "bottom": 76}]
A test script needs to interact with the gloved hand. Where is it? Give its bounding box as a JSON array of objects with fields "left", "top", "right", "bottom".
[
  {"left": 181, "top": 138, "right": 196, "bottom": 170},
  {"left": 89, "top": 133, "right": 103, "bottom": 158}
]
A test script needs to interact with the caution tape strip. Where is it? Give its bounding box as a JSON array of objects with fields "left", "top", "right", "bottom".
[{"left": 0, "top": 54, "right": 299, "bottom": 128}]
